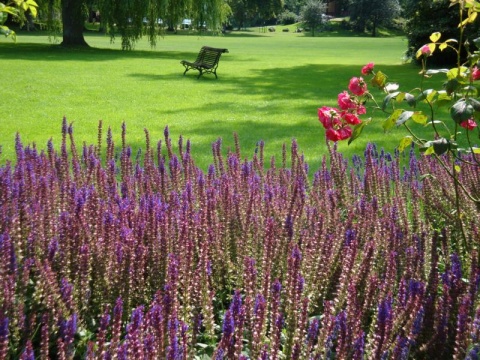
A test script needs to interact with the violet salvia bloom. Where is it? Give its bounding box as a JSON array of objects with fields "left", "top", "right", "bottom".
[
  {"left": 285, "top": 214, "right": 294, "bottom": 240},
  {"left": 260, "top": 344, "right": 270, "bottom": 359},
  {"left": 222, "top": 309, "right": 235, "bottom": 339},
  {"left": 127, "top": 305, "right": 144, "bottom": 334},
  {"left": 47, "top": 237, "right": 59, "bottom": 262},
  {"left": 0, "top": 317, "right": 9, "bottom": 359},
  {"left": 230, "top": 290, "right": 243, "bottom": 319},
  {"left": 167, "top": 316, "right": 181, "bottom": 360},
  {"left": 351, "top": 332, "right": 365, "bottom": 360},
  {"left": 344, "top": 228, "right": 356, "bottom": 246},
  {"left": 19, "top": 340, "right": 34, "bottom": 360},
  {"left": 466, "top": 345, "right": 480, "bottom": 360},
  {"left": 451, "top": 253, "right": 463, "bottom": 280},
  {"left": 117, "top": 343, "right": 128, "bottom": 360},
  {"left": 392, "top": 336, "right": 410, "bottom": 360},
  {"left": 307, "top": 318, "right": 320, "bottom": 343},
  {"left": 214, "top": 348, "right": 224, "bottom": 360},
  {"left": 411, "top": 306, "right": 424, "bottom": 339},
  {"left": 471, "top": 307, "right": 480, "bottom": 343}
]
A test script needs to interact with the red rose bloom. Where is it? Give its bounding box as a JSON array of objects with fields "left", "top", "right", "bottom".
[
  {"left": 337, "top": 91, "right": 356, "bottom": 110},
  {"left": 460, "top": 119, "right": 477, "bottom": 130},
  {"left": 318, "top": 106, "right": 340, "bottom": 129},
  {"left": 472, "top": 66, "right": 480, "bottom": 81},
  {"left": 361, "top": 62, "right": 374, "bottom": 75},
  {"left": 348, "top": 77, "right": 367, "bottom": 96},
  {"left": 342, "top": 112, "right": 362, "bottom": 125}
]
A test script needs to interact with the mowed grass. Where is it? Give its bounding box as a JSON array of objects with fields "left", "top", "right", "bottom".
[{"left": 1, "top": 29, "right": 440, "bottom": 170}]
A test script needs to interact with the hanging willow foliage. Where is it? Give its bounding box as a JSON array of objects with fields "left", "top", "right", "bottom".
[{"left": 98, "top": 0, "right": 229, "bottom": 50}]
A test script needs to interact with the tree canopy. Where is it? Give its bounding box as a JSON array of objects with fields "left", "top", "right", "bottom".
[
  {"left": 349, "top": 0, "right": 401, "bottom": 37},
  {"left": 299, "top": 0, "right": 326, "bottom": 36},
  {"left": 45, "top": 0, "right": 231, "bottom": 49}
]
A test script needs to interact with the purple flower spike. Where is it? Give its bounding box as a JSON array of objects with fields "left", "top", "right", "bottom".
[
  {"left": 272, "top": 279, "right": 282, "bottom": 295},
  {"left": 20, "top": 340, "right": 35, "bottom": 360},
  {"left": 230, "top": 290, "right": 243, "bottom": 318},
  {"left": 466, "top": 345, "right": 479, "bottom": 360},
  {"left": 307, "top": 318, "right": 320, "bottom": 342},
  {"left": 214, "top": 348, "right": 224, "bottom": 360},
  {"left": 0, "top": 317, "right": 9, "bottom": 339},
  {"left": 450, "top": 253, "right": 463, "bottom": 280},
  {"left": 222, "top": 310, "right": 235, "bottom": 338}
]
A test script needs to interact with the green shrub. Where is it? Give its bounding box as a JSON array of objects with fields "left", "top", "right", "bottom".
[
  {"left": 404, "top": 0, "right": 479, "bottom": 65},
  {"left": 278, "top": 10, "right": 298, "bottom": 25}
]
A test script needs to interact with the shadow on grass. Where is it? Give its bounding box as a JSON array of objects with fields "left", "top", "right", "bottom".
[{"left": 0, "top": 42, "right": 199, "bottom": 62}]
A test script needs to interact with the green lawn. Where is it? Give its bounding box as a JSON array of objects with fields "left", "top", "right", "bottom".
[{"left": 1, "top": 29, "right": 439, "bottom": 170}]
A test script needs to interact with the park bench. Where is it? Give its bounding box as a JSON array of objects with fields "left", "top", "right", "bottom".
[{"left": 180, "top": 46, "right": 229, "bottom": 79}]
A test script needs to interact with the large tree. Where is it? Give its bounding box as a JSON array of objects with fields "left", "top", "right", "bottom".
[
  {"left": 230, "top": 0, "right": 283, "bottom": 29},
  {"left": 349, "top": 0, "right": 401, "bottom": 37},
  {"left": 299, "top": 0, "right": 326, "bottom": 36},
  {"left": 50, "top": 0, "right": 228, "bottom": 48}
]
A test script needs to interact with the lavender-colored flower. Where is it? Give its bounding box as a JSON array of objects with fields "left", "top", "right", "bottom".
[
  {"left": 143, "top": 334, "right": 155, "bottom": 355},
  {"left": 451, "top": 253, "right": 463, "bottom": 280},
  {"left": 272, "top": 279, "right": 282, "bottom": 296},
  {"left": 285, "top": 214, "right": 294, "bottom": 240},
  {"left": 19, "top": 340, "right": 35, "bottom": 360},
  {"left": 377, "top": 297, "right": 393, "bottom": 327},
  {"left": 297, "top": 275, "right": 305, "bottom": 294},
  {"left": 345, "top": 228, "right": 356, "bottom": 246},
  {"left": 59, "top": 313, "right": 77, "bottom": 344},
  {"left": 380, "top": 349, "right": 390, "bottom": 360},
  {"left": 392, "top": 336, "right": 410, "bottom": 360},
  {"left": 127, "top": 306, "right": 144, "bottom": 334},
  {"left": 117, "top": 343, "right": 128, "bottom": 360},
  {"left": 205, "top": 259, "right": 212, "bottom": 276},
  {"left": 291, "top": 342, "right": 302, "bottom": 360},
  {"left": 230, "top": 290, "right": 243, "bottom": 319},
  {"left": 411, "top": 306, "right": 424, "bottom": 338},
  {"left": 291, "top": 245, "right": 302, "bottom": 264},
  {"left": 222, "top": 309, "right": 235, "bottom": 338},
  {"left": 214, "top": 348, "right": 224, "bottom": 360},
  {"left": 307, "top": 318, "right": 320, "bottom": 342},
  {"left": 260, "top": 344, "right": 270, "bottom": 359},
  {"left": 60, "top": 278, "right": 73, "bottom": 304},
  {"left": 0, "top": 317, "right": 9, "bottom": 351},
  {"left": 254, "top": 294, "right": 266, "bottom": 316},
  {"left": 352, "top": 332, "right": 365, "bottom": 360},
  {"left": 466, "top": 345, "right": 480, "bottom": 360},
  {"left": 166, "top": 318, "right": 181, "bottom": 360},
  {"left": 113, "top": 297, "right": 123, "bottom": 319},
  {"left": 275, "top": 313, "right": 284, "bottom": 329}
]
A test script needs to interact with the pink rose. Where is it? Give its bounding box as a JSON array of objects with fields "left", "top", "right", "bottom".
[
  {"left": 325, "top": 127, "right": 341, "bottom": 141},
  {"left": 326, "top": 126, "right": 352, "bottom": 141},
  {"left": 318, "top": 106, "right": 340, "bottom": 129},
  {"left": 356, "top": 104, "right": 366, "bottom": 115},
  {"left": 342, "top": 112, "right": 361, "bottom": 125},
  {"left": 337, "top": 91, "right": 356, "bottom": 110},
  {"left": 361, "top": 62, "right": 374, "bottom": 75},
  {"left": 460, "top": 119, "right": 477, "bottom": 130},
  {"left": 348, "top": 77, "right": 367, "bottom": 96},
  {"left": 420, "top": 44, "right": 431, "bottom": 57},
  {"left": 338, "top": 126, "right": 353, "bottom": 140},
  {"left": 472, "top": 66, "right": 480, "bottom": 81}
]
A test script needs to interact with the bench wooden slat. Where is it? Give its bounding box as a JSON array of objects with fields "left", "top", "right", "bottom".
[{"left": 180, "top": 46, "right": 229, "bottom": 79}]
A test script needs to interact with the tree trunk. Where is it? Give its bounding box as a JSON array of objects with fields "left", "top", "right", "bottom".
[{"left": 61, "top": 0, "right": 88, "bottom": 47}]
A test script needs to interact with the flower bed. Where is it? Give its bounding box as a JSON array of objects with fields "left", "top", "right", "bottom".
[{"left": 1, "top": 119, "right": 479, "bottom": 359}]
